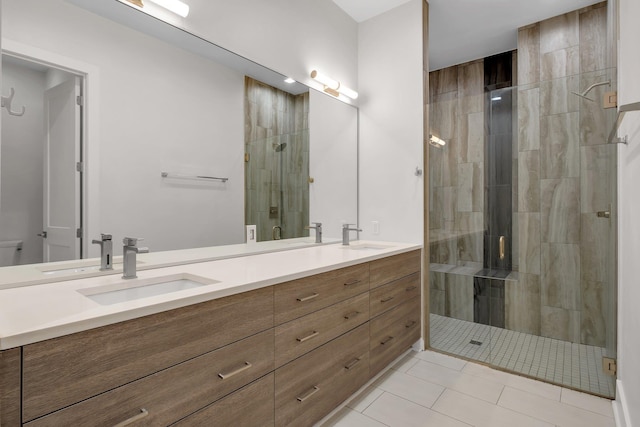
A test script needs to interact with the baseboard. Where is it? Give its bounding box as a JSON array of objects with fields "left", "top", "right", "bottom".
[
  {"left": 613, "top": 379, "right": 631, "bottom": 427},
  {"left": 412, "top": 338, "right": 425, "bottom": 352}
]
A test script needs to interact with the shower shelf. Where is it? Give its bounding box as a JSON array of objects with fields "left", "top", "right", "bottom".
[{"left": 608, "top": 101, "right": 640, "bottom": 144}]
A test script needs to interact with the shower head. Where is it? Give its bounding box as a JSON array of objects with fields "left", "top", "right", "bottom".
[
  {"left": 273, "top": 142, "right": 287, "bottom": 152},
  {"left": 571, "top": 80, "right": 611, "bottom": 102}
]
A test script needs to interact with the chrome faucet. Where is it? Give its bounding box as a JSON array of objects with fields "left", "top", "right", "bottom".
[
  {"left": 91, "top": 234, "right": 113, "bottom": 271},
  {"left": 122, "top": 237, "right": 149, "bottom": 279},
  {"left": 305, "top": 222, "right": 323, "bottom": 243},
  {"left": 342, "top": 224, "right": 362, "bottom": 246}
]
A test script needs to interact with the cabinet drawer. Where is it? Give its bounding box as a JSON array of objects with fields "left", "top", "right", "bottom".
[
  {"left": 0, "top": 348, "right": 20, "bottom": 427},
  {"left": 22, "top": 287, "right": 274, "bottom": 422},
  {"left": 370, "top": 249, "right": 421, "bottom": 289},
  {"left": 275, "top": 292, "right": 369, "bottom": 367},
  {"left": 370, "top": 272, "right": 420, "bottom": 318},
  {"left": 25, "top": 329, "right": 275, "bottom": 427},
  {"left": 274, "top": 263, "right": 369, "bottom": 325},
  {"left": 275, "top": 324, "right": 369, "bottom": 427},
  {"left": 370, "top": 298, "right": 421, "bottom": 376},
  {"left": 173, "top": 373, "right": 274, "bottom": 427}
]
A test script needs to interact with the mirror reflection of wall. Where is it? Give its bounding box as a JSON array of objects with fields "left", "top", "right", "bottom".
[
  {"left": 244, "top": 77, "right": 310, "bottom": 242},
  {"left": 0, "top": 0, "right": 358, "bottom": 274}
]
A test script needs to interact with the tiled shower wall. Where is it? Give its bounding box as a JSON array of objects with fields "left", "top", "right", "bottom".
[
  {"left": 429, "top": 1, "right": 615, "bottom": 348},
  {"left": 515, "top": 1, "right": 615, "bottom": 347},
  {"left": 244, "top": 77, "right": 309, "bottom": 242}
]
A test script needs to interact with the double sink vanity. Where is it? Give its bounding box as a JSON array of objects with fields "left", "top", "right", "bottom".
[{"left": 0, "top": 240, "right": 422, "bottom": 426}]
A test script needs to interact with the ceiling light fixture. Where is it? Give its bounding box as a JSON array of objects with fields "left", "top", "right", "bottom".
[
  {"left": 284, "top": 77, "right": 296, "bottom": 84},
  {"left": 148, "top": 0, "right": 190, "bottom": 17},
  {"left": 310, "top": 70, "right": 358, "bottom": 100}
]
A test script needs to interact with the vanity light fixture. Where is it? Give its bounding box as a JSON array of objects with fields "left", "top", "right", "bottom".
[
  {"left": 149, "top": 0, "right": 190, "bottom": 17},
  {"left": 123, "top": 0, "right": 189, "bottom": 17},
  {"left": 284, "top": 77, "right": 296, "bottom": 84},
  {"left": 310, "top": 70, "right": 358, "bottom": 100},
  {"left": 429, "top": 134, "right": 446, "bottom": 148}
]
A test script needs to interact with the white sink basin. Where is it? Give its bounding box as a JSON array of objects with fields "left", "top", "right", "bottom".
[
  {"left": 78, "top": 273, "right": 218, "bottom": 305},
  {"left": 342, "top": 243, "right": 394, "bottom": 251}
]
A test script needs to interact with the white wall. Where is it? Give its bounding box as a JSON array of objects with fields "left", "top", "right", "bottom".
[
  {"left": 0, "top": 60, "right": 45, "bottom": 265},
  {"left": 615, "top": 0, "right": 640, "bottom": 424},
  {"left": 309, "top": 89, "right": 358, "bottom": 239},
  {"left": 183, "top": 0, "right": 358, "bottom": 95},
  {"left": 3, "top": 0, "right": 245, "bottom": 255},
  {"left": 358, "top": 0, "right": 424, "bottom": 243}
]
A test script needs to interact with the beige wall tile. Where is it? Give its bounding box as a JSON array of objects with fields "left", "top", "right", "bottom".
[
  {"left": 581, "top": 280, "right": 607, "bottom": 347},
  {"left": 518, "top": 25, "right": 540, "bottom": 85},
  {"left": 579, "top": 5, "right": 608, "bottom": 72},
  {"left": 540, "top": 305, "right": 580, "bottom": 342},
  {"left": 541, "top": 243, "right": 581, "bottom": 310},
  {"left": 540, "top": 112, "right": 580, "bottom": 179},
  {"left": 517, "top": 88, "right": 541, "bottom": 151},
  {"left": 540, "top": 178, "right": 580, "bottom": 244},
  {"left": 540, "top": 12, "right": 579, "bottom": 54},
  {"left": 445, "top": 273, "right": 474, "bottom": 321},
  {"left": 518, "top": 213, "right": 541, "bottom": 275},
  {"left": 541, "top": 46, "right": 579, "bottom": 80},
  {"left": 518, "top": 150, "right": 541, "bottom": 212},
  {"left": 505, "top": 273, "right": 541, "bottom": 335}
]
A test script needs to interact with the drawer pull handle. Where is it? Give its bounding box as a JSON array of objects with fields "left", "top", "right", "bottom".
[
  {"left": 297, "top": 385, "right": 320, "bottom": 402},
  {"left": 405, "top": 320, "right": 417, "bottom": 329},
  {"left": 344, "top": 311, "right": 360, "bottom": 320},
  {"left": 381, "top": 336, "right": 394, "bottom": 345},
  {"left": 381, "top": 296, "right": 395, "bottom": 303},
  {"left": 344, "top": 279, "right": 361, "bottom": 286},
  {"left": 296, "top": 331, "right": 319, "bottom": 342},
  {"left": 113, "top": 408, "right": 149, "bottom": 427},
  {"left": 345, "top": 358, "right": 361, "bottom": 370},
  {"left": 406, "top": 285, "right": 418, "bottom": 292},
  {"left": 297, "top": 293, "right": 319, "bottom": 302},
  {"left": 218, "top": 361, "right": 252, "bottom": 380}
]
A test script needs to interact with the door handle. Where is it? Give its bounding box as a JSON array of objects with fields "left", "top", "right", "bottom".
[{"left": 37, "top": 231, "right": 48, "bottom": 239}]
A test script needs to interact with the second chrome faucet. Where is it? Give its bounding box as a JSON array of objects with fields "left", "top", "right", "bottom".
[
  {"left": 342, "top": 223, "right": 362, "bottom": 245},
  {"left": 122, "top": 237, "right": 149, "bottom": 279}
]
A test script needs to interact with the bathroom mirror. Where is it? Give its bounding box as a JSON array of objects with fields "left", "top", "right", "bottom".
[{"left": 0, "top": 0, "right": 358, "bottom": 274}]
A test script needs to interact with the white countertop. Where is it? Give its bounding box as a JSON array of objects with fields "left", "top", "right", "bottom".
[
  {"left": 0, "top": 241, "right": 421, "bottom": 350},
  {"left": 0, "top": 237, "right": 341, "bottom": 290}
]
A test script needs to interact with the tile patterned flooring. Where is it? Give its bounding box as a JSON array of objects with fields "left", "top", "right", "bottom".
[
  {"left": 320, "top": 350, "right": 616, "bottom": 427},
  {"left": 429, "top": 314, "right": 615, "bottom": 397}
]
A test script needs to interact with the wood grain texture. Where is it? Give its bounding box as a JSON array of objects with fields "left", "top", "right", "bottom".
[
  {"left": 22, "top": 287, "right": 274, "bottom": 422},
  {"left": 275, "top": 292, "right": 369, "bottom": 367},
  {"left": 370, "top": 272, "right": 421, "bottom": 319},
  {"left": 274, "top": 263, "right": 369, "bottom": 325},
  {"left": 370, "top": 298, "right": 421, "bottom": 376},
  {"left": 369, "top": 250, "right": 421, "bottom": 289},
  {"left": 0, "top": 347, "right": 21, "bottom": 426},
  {"left": 173, "top": 373, "right": 275, "bottom": 427},
  {"left": 275, "top": 324, "right": 369, "bottom": 427},
  {"left": 25, "top": 330, "right": 275, "bottom": 427}
]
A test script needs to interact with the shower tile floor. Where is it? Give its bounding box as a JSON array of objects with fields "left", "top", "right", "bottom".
[{"left": 430, "top": 314, "right": 615, "bottom": 397}]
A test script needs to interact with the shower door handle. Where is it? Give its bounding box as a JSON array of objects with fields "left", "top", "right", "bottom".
[{"left": 499, "top": 236, "right": 505, "bottom": 260}]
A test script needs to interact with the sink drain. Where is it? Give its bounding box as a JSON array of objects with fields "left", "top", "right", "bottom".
[{"left": 469, "top": 340, "right": 483, "bottom": 346}]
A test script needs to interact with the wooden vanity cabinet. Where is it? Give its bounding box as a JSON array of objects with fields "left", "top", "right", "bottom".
[
  {"left": 0, "top": 348, "right": 21, "bottom": 426},
  {"left": 5, "top": 249, "right": 421, "bottom": 427},
  {"left": 369, "top": 250, "right": 421, "bottom": 377},
  {"left": 22, "top": 286, "right": 274, "bottom": 423},
  {"left": 275, "top": 324, "right": 370, "bottom": 427}
]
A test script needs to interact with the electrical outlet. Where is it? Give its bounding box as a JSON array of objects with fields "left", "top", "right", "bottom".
[
  {"left": 246, "top": 225, "right": 257, "bottom": 244},
  {"left": 372, "top": 221, "right": 380, "bottom": 235}
]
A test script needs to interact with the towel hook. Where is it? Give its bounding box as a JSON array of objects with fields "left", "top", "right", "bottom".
[{"left": 1, "top": 88, "right": 26, "bottom": 116}]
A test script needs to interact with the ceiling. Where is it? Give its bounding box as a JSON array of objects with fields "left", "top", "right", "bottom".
[{"left": 333, "top": 0, "right": 606, "bottom": 71}]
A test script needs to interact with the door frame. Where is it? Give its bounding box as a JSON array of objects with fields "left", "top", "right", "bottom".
[{"left": 2, "top": 38, "right": 101, "bottom": 259}]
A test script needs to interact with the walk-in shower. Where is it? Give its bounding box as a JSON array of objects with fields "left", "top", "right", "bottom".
[{"left": 428, "top": 3, "right": 618, "bottom": 398}]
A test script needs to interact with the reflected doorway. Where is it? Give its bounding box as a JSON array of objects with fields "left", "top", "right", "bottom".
[{"left": 0, "top": 54, "right": 83, "bottom": 266}]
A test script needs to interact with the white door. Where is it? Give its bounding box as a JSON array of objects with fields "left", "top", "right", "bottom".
[{"left": 42, "top": 78, "right": 81, "bottom": 262}]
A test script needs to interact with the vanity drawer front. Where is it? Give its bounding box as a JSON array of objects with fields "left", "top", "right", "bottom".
[
  {"left": 370, "top": 298, "right": 421, "bottom": 376},
  {"left": 275, "top": 292, "right": 369, "bottom": 367},
  {"left": 24, "top": 329, "right": 275, "bottom": 427},
  {"left": 275, "top": 323, "right": 369, "bottom": 427},
  {"left": 22, "top": 286, "right": 274, "bottom": 422},
  {"left": 274, "top": 263, "right": 369, "bottom": 325},
  {"left": 173, "top": 373, "right": 275, "bottom": 427},
  {"left": 369, "top": 249, "right": 421, "bottom": 289},
  {"left": 0, "top": 348, "right": 21, "bottom": 427},
  {"left": 370, "top": 271, "right": 420, "bottom": 318}
]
